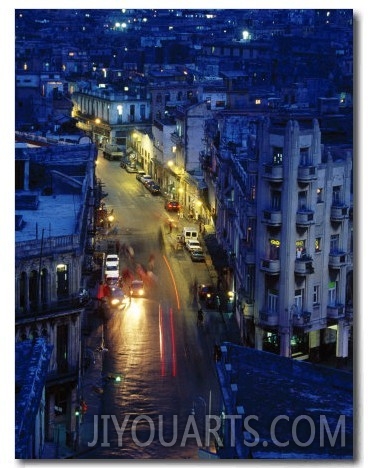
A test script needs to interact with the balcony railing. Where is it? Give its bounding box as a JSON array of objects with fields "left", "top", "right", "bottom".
[
  {"left": 292, "top": 311, "right": 312, "bottom": 327},
  {"left": 327, "top": 304, "right": 345, "bottom": 319},
  {"left": 329, "top": 251, "right": 348, "bottom": 269},
  {"left": 263, "top": 164, "right": 283, "bottom": 181},
  {"left": 259, "top": 310, "right": 279, "bottom": 326},
  {"left": 262, "top": 210, "right": 282, "bottom": 226},
  {"left": 16, "top": 234, "right": 81, "bottom": 259},
  {"left": 260, "top": 258, "right": 280, "bottom": 274},
  {"left": 296, "top": 210, "right": 315, "bottom": 226},
  {"left": 170, "top": 132, "right": 184, "bottom": 146},
  {"left": 297, "top": 165, "right": 318, "bottom": 182},
  {"left": 240, "top": 242, "right": 255, "bottom": 263},
  {"left": 330, "top": 205, "right": 349, "bottom": 222},
  {"left": 294, "top": 257, "right": 314, "bottom": 275}
]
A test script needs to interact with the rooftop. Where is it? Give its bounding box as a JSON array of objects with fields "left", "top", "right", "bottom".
[
  {"left": 15, "top": 193, "right": 82, "bottom": 243},
  {"left": 216, "top": 343, "right": 353, "bottom": 459}
]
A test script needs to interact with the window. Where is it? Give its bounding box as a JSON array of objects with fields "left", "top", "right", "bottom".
[
  {"left": 313, "top": 285, "right": 320, "bottom": 304},
  {"left": 296, "top": 240, "right": 305, "bottom": 258},
  {"left": 267, "top": 290, "right": 278, "bottom": 312},
  {"left": 294, "top": 289, "right": 303, "bottom": 313},
  {"left": 328, "top": 281, "right": 337, "bottom": 306},
  {"left": 317, "top": 188, "right": 323, "bottom": 203},
  {"left": 140, "top": 104, "right": 145, "bottom": 121},
  {"left": 269, "top": 239, "right": 280, "bottom": 260},
  {"left": 271, "top": 190, "right": 281, "bottom": 210},
  {"left": 156, "top": 93, "right": 162, "bottom": 104},
  {"left": 330, "top": 234, "right": 340, "bottom": 253},
  {"left": 272, "top": 147, "right": 283, "bottom": 165},
  {"left": 300, "top": 148, "right": 310, "bottom": 166},
  {"left": 56, "top": 263, "right": 68, "bottom": 298},
  {"left": 298, "top": 191, "right": 307, "bottom": 210},
  {"left": 315, "top": 237, "right": 321, "bottom": 252},
  {"left": 332, "top": 186, "right": 341, "bottom": 205}
]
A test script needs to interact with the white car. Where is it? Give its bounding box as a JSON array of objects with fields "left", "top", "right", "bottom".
[
  {"left": 105, "top": 254, "right": 119, "bottom": 269},
  {"left": 140, "top": 174, "right": 153, "bottom": 184},
  {"left": 185, "top": 239, "right": 201, "bottom": 252}
]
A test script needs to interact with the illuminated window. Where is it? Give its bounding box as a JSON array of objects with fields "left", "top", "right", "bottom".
[{"left": 272, "top": 147, "right": 283, "bottom": 165}]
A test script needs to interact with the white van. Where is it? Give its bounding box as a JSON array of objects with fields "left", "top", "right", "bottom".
[{"left": 182, "top": 227, "right": 199, "bottom": 243}]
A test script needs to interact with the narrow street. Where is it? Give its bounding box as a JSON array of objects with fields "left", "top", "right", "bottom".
[{"left": 79, "top": 154, "right": 241, "bottom": 459}]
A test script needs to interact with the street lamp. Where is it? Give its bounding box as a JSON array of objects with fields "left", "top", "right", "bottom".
[{"left": 92, "top": 118, "right": 101, "bottom": 145}]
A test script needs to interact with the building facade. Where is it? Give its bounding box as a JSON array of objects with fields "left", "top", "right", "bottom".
[
  {"left": 211, "top": 115, "right": 353, "bottom": 362},
  {"left": 15, "top": 142, "right": 97, "bottom": 454}
]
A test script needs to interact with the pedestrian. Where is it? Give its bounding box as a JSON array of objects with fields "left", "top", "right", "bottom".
[
  {"left": 148, "top": 254, "right": 155, "bottom": 271},
  {"left": 169, "top": 221, "right": 173, "bottom": 234}
]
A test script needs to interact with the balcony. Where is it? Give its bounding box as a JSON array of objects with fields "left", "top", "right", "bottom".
[
  {"left": 292, "top": 311, "right": 312, "bottom": 327},
  {"left": 327, "top": 304, "right": 345, "bottom": 319},
  {"left": 263, "top": 164, "right": 283, "bottom": 182},
  {"left": 329, "top": 251, "right": 348, "bottom": 269},
  {"left": 243, "top": 303, "right": 255, "bottom": 318},
  {"left": 294, "top": 257, "right": 314, "bottom": 275},
  {"left": 170, "top": 132, "right": 184, "bottom": 146},
  {"left": 330, "top": 205, "right": 349, "bottom": 222},
  {"left": 259, "top": 310, "right": 279, "bottom": 327},
  {"left": 240, "top": 242, "right": 255, "bottom": 263},
  {"left": 296, "top": 210, "right": 315, "bottom": 227},
  {"left": 260, "top": 258, "right": 280, "bottom": 275},
  {"left": 297, "top": 165, "right": 318, "bottom": 182},
  {"left": 262, "top": 209, "right": 282, "bottom": 226}
]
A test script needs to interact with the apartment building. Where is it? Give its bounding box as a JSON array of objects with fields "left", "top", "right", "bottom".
[
  {"left": 71, "top": 82, "right": 152, "bottom": 149},
  {"left": 213, "top": 115, "right": 353, "bottom": 363},
  {"left": 15, "top": 142, "right": 97, "bottom": 452}
]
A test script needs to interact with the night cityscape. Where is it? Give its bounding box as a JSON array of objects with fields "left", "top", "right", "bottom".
[{"left": 11, "top": 6, "right": 358, "bottom": 462}]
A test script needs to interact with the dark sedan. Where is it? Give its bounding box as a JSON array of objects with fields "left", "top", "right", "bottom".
[{"left": 190, "top": 249, "right": 205, "bottom": 262}]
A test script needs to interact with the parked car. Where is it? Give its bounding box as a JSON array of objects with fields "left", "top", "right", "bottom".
[
  {"left": 125, "top": 164, "right": 138, "bottom": 173},
  {"left": 140, "top": 174, "right": 153, "bottom": 184},
  {"left": 136, "top": 170, "right": 146, "bottom": 181},
  {"left": 148, "top": 183, "right": 161, "bottom": 195},
  {"left": 130, "top": 279, "right": 145, "bottom": 297},
  {"left": 185, "top": 239, "right": 202, "bottom": 252},
  {"left": 165, "top": 200, "right": 180, "bottom": 212},
  {"left": 190, "top": 248, "right": 205, "bottom": 262},
  {"left": 143, "top": 178, "right": 155, "bottom": 188}
]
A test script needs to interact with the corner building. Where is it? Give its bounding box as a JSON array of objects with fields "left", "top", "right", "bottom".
[{"left": 216, "top": 116, "right": 353, "bottom": 363}]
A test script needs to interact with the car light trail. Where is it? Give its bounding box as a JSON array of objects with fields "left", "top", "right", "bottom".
[
  {"left": 170, "top": 307, "right": 177, "bottom": 377},
  {"left": 158, "top": 304, "right": 165, "bottom": 377},
  {"left": 158, "top": 304, "right": 177, "bottom": 377},
  {"left": 162, "top": 254, "right": 181, "bottom": 310}
]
